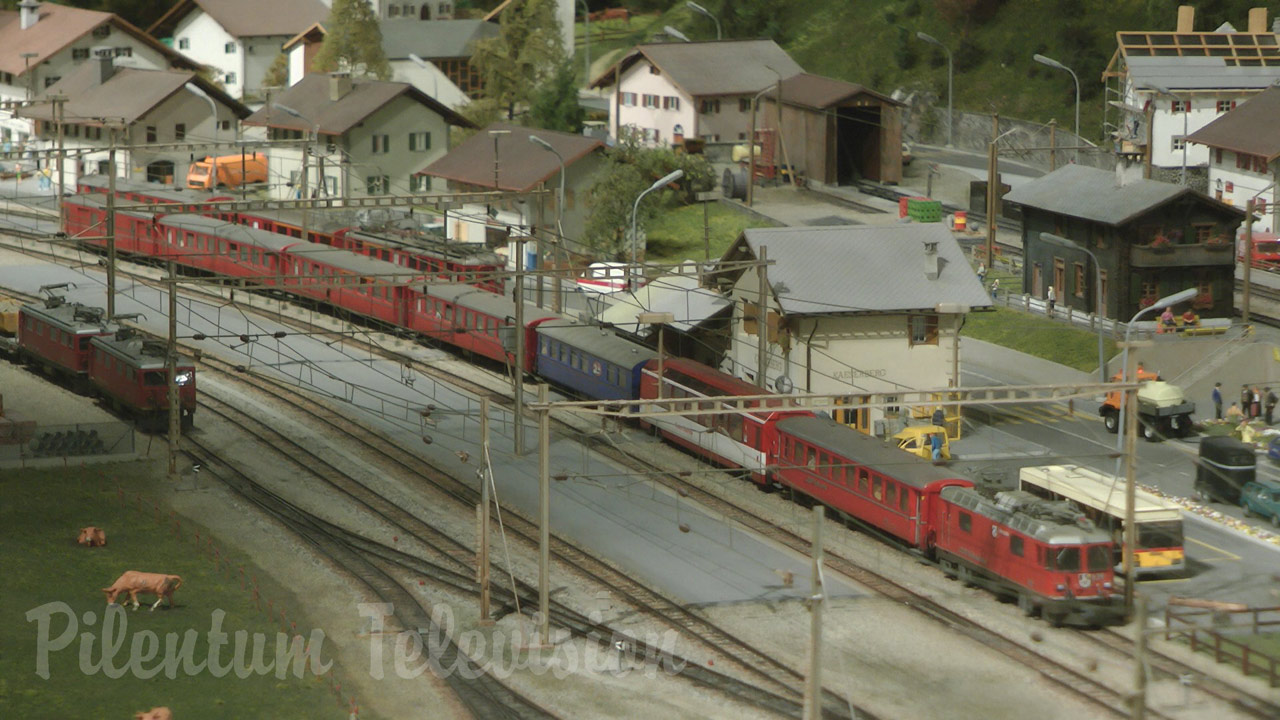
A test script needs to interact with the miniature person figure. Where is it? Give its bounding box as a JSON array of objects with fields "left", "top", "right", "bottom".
[
  {"left": 1242, "top": 385, "right": 1252, "bottom": 416},
  {"left": 930, "top": 432, "right": 943, "bottom": 461},
  {"left": 1267, "top": 387, "right": 1278, "bottom": 425},
  {"left": 1159, "top": 307, "right": 1176, "bottom": 331},
  {"left": 1253, "top": 386, "right": 1263, "bottom": 419},
  {"left": 990, "top": 278, "right": 1000, "bottom": 302},
  {"left": 1046, "top": 286, "right": 1056, "bottom": 316},
  {"left": 1238, "top": 419, "right": 1258, "bottom": 445},
  {"left": 1181, "top": 308, "right": 1199, "bottom": 327},
  {"left": 1212, "top": 382, "right": 1223, "bottom": 420},
  {"left": 976, "top": 261, "right": 986, "bottom": 285},
  {"left": 932, "top": 406, "right": 945, "bottom": 428},
  {"left": 1226, "top": 402, "right": 1244, "bottom": 421}
]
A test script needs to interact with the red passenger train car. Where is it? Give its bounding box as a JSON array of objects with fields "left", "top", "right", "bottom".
[
  {"left": 88, "top": 329, "right": 196, "bottom": 431},
  {"left": 17, "top": 300, "right": 117, "bottom": 392},
  {"left": 408, "top": 283, "right": 560, "bottom": 371}
]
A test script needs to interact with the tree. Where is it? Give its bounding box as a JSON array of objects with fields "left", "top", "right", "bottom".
[
  {"left": 581, "top": 135, "right": 715, "bottom": 259},
  {"left": 527, "top": 61, "right": 585, "bottom": 133},
  {"left": 471, "top": 0, "right": 566, "bottom": 119},
  {"left": 262, "top": 52, "right": 290, "bottom": 90},
  {"left": 312, "top": 0, "right": 391, "bottom": 80}
]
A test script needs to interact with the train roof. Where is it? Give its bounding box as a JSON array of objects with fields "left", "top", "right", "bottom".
[
  {"left": 657, "top": 357, "right": 777, "bottom": 395},
  {"left": 343, "top": 229, "right": 503, "bottom": 266},
  {"left": 538, "top": 321, "right": 658, "bottom": 367},
  {"left": 423, "top": 283, "right": 562, "bottom": 325},
  {"left": 21, "top": 301, "right": 116, "bottom": 335},
  {"left": 90, "top": 332, "right": 193, "bottom": 370},
  {"left": 941, "top": 486, "right": 1112, "bottom": 545},
  {"left": 64, "top": 192, "right": 157, "bottom": 222},
  {"left": 287, "top": 243, "right": 421, "bottom": 279},
  {"left": 78, "top": 176, "right": 228, "bottom": 205},
  {"left": 159, "top": 214, "right": 310, "bottom": 252},
  {"left": 776, "top": 414, "right": 966, "bottom": 490}
]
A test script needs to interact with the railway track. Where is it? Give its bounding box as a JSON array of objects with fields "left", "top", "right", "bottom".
[{"left": 194, "top": 355, "right": 864, "bottom": 719}]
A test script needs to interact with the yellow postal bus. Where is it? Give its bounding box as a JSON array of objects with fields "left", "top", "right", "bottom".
[{"left": 1018, "top": 464, "right": 1185, "bottom": 578}]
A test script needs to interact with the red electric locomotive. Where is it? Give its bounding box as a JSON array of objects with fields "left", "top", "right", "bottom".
[
  {"left": 16, "top": 296, "right": 117, "bottom": 392},
  {"left": 63, "top": 194, "right": 164, "bottom": 256},
  {"left": 76, "top": 176, "right": 230, "bottom": 213},
  {"left": 88, "top": 328, "right": 196, "bottom": 432}
]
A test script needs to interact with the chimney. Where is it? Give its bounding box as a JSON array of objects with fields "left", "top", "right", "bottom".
[
  {"left": 923, "top": 241, "right": 940, "bottom": 281},
  {"left": 329, "top": 72, "right": 352, "bottom": 101},
  {"left": 95, "top": 57, "right": 115, "bottom": 86},
  {"left": 19, "top": 0, "right": 40, "bottom": 30},
  {"left": 1176, "top": 5, "right": 1195, "bottom": 33},
  {"left": 1249, "top": 8, "right": 1268, "bottom": 33}
]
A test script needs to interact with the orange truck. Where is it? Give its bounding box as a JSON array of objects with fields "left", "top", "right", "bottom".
[
  {"left": 1099, "top": 367, "right": 1195, "bottom": 441},
  {"left": 186, "top": 152, "right": 267, "bottom": 191}
]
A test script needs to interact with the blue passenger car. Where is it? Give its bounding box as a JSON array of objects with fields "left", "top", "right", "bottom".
[{"left": 535, "top": 322, "right": 657, "bottom": 400}]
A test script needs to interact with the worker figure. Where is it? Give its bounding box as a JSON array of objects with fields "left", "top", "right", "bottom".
[
  {"left": 930, "top": 432, "right": 943, "bottom": 461},
  {"left": 1181, "top": 308, "right": 1199, "bottom": 328}
]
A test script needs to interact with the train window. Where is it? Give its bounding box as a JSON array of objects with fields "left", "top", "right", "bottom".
[
  {"left": 727, "top": 412, "right": 743, "bottom": 441},
  {"left": 805, "top": 447, "right": 816, "bottom": 468},
  {"left": 857, "top": 468, "right": 869, "bottom": 493},
  {"left": 558, "top": 344, "right": 566, "bottom": 362},
  {"left": 898, "top": 487, "right": 908, "bottom": 512},
  {"left": 884, "top": 483, "right": 896, "bottom": 506},
  {"left": 1010, "top": 535, "right": 1024, "bottom": 557},
  {"left": 1049, "top": 548, "right": 1080, "bottom": 572},
  {"left": 872, "top": 476, "right": 883, "bottom": 501},
  {"left": 143, "top": 371, "right": 165, "bottom": 386},
  {"left": 24, "top": 315, "right": 31, "bottom": 330},
  {"left": 1087, "top": 546, "right": 1110, "bottom": 572}
]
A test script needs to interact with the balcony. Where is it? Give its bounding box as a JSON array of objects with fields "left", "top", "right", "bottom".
[{"left": 1130, "top": 241, "right": 1235, "bottom": 268}]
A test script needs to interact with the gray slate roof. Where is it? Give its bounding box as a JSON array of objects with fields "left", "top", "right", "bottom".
[
  {"left": 596, "top": 272, "right": 732, "bottom": 335},
  {"left": 150, "top": 0, "right": 328, "bottom": 39},
  {"left": 1187, "top": 85, "right": 1280, "bottom": 159},
  {"left": 243, "top": 73, "right": 470, "bottom": 136},
  {"left": 381, "top": 19, "right": 498, "bottom": 60},
  {"left": 416, "top": 122, "right": 602, "bottom": 191},
  {"left": 592, "top": 39, "right": 802, "bottom": 96},
  {"left": 19, "top": 63, "right": 248, "bottom": 125},
  {"left": 732, "top": 225, "right": 992, "bottom": 316},
  {"left": 1126, "top": 56, "right": 1280, "bottom": 91},
  {"left": 1003, "top": 165, "right": 1222, "bottom": 226}
]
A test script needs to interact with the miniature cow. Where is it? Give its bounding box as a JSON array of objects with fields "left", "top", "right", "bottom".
[
  {"left": 77, "top": 526, "right": 107, "bottom": 547},
  {"left": 102, "top": 571, "right": 183, "bottom": 611},
  {"left": 134, "top": 707, "right": 173, "bottom": 720}
]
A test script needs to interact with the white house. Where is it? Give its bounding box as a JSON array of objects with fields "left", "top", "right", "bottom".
[
  {"left": 148, "top": 0, "right": 328, "bottom": 102},
  {"left": 591, "top": 39, "right": 802, "bottom": 147},
  {"left": 242, "top": 72, "right": 472, "bottom": 200},
  {"left": 0, "top": 1, "right": 197, "bottom": 148},
  {"left": 1104, "top": 5, "right": 1280, "bottom": 185},
  {"left": 715, "top": 225, "right": 992, "bottom": 435},
  {"left": 17, "top": 58, "right": 248, "bottom": 186},
  {"left": 1187, "top": 85, "right": 1280, "bottom": 233}
]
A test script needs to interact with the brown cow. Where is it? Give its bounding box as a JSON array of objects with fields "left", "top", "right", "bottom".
[
  {"left": 102, "top": 571, "right": 183, "bottom": 611},
  {"left": 77, "top": 526, "right": 107, "bottom": 547},
  {"left": 134, "top": 707, "right": 173, "bottom": 720}
]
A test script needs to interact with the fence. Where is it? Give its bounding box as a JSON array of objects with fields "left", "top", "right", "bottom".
[
  {"left": 0, "top": 420, "right": 134, "bottom": 465},
  {"left": 1164, "top": 601, "right": 1280, "bottom": 687}
]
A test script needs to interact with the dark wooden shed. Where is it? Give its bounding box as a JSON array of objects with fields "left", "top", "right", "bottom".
[{"left": 760, "top": 73, "right": 904, "bottom": 186}]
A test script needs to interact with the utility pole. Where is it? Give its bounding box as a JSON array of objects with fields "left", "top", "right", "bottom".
[
  {"left": 106, "top": 126, "right": 118, "bottom": 319},
  {"left": 985, "top": 114, "right": 999, "bottom": 268},
  {"left": 513, "top": 236, "right": 526, "bottom": 455},
  {"left": 53, "top": 95, "right": 64, "bottom": 219},
  {"left": 537, "top": 383, "right": 551, "bottom": 645},
  {"left": 747, "top": 94, "right": 758, "bottom": 207},
  {"left": 802, "top": 504, "right": 825, "bottom": 720},
  {"left": 477, "top": 397, "right": 492, "bottom": 624},
  {"left": 1143, "top": 103, "right": 1153, "bottom": 180},
  {"left": 534, "top": 193, "right": 545, "bottom": 308},
  {"left": 756, "top": 245, "right": 769, "bottom": 389},
  {"left": 1132, "top": 593, "right": 1148, "bottom": 720},
  {"left": 1122, "top": 347, "right": 1139, "bottom": 616},
  {"left": 1243, "top": 198, "right": 1255, "bottom": 323},
  {"left": 299, "top": 132, "right": 309, "bottom": 243},
  {"left": 167, "top": 261, "right": 180, "bottom": 481},
  {"left": 1048, "top": 120, "right": 1057, "bottom": 173}
]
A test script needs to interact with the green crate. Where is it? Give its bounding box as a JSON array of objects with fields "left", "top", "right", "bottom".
[{"left": 907, "top": 198, "right": 942, "bottom": 223}]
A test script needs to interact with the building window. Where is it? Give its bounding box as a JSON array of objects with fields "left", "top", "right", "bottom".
[
  {"left": 146, "top": 125, "right": 157, "bottom": 143},
  {"left": 649, "top": 64, "right": 661, "bottom": 75},
  {"left": 908, "top": 315, "right": 938, "bottom": 345},
  {"left": 620, "top": 92, "right": 637, "bottom": 107},
  {"left": 388, "top": 3, "right": 400, "bottom": 15},
  {"left": 85, "top": 126, "right": 101, "bottom": 140},
  {"left": 662, "top": 96, "right": 680, "bottom": 110},
  {"left": 224, "top": 72, "right": 237, "bottom": 85},
  {"left": 366, "top": 175, "right": 389, "bottom": 194},
  {"left": 642, "top": 94, "right": 659, "bottom": 108},
  {"left": 1073, "top": 263, "right": 1085, "bottom": 298},
  {"left": 174, "top": 123, "right": 185, "bottom": 141},
  {"left": 410, "top": 175, "right": 431, "bottom": 192},
  {"left": 225, "top": 42, "right": 237, "bottom": 54},
  {"left": 44, "top": 76, "right": 60, "bottom": 88},
  {"left": 218, "top": 120, "right": 231, "bottom": 131},
  {"left": 94, "top": 48, "right": 113, "bottom": 58},
  {"left": 1171, "top": 136, "right": 1186, "bottom": 151},
  {"left": 740, "top": 97, "right": 754, "bottom": 112},
  {"left": 114, "top": 47, "right": 131, "bottom": 58},
  {"left": 72, "top": 48, "right": 89, "bottom": 60},
  {"left": 178, "top": 38, "right": 189, "bottom": 50},
  {"left": 1171, "top": 99, "right": 1189, "bottom": 113},
  {"left": 1141, "top": 280, "right": 1158, "bottom": 305},
  {"left": 1217, "top": 99, "right": 1235, "bottom": 113},
  {"left": 372, "top": 134, "right": 390, "bottom": 153},
  {"left": 700, "top": 98, "right": 720, "bottom": 113},
  {"left": 92, "top": 25, "right": 110, "bottom": 39},
  {"left": 408, "top": 131, "right": 431, "bottom": 151},
  {"left": 1215, "top": 148, "right": 1223, "bottom": 164},
  {"left": 701, "top": 133, "right": 720, "bottom": 142}
]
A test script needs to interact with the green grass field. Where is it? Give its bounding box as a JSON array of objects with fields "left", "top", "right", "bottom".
[
  {"left": 962, "top": 306, "right": 1117, "bottom": 375},
  {"left": 644, "top": 202, "right": 778, "bottom": 265},
  {"left": 0, "top": 463, "right": 345, "bottom": 720}
]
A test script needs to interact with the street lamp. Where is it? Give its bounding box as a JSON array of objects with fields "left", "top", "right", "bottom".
[
  {"left": 529, "top": 134, "right": 566, "bottom": 313},
  {"left": 273, "top": 102, "right": 318, "bottom": 245},
  {"left": 664, "top": 25, "right": 692, "bottom": 43},
  {"left": 916, "top": 32, "right": 952, "bottom": 147},
  {"left": 1242, "top": 180, "right": 1277, "bottom": 323},
  {"left": 686, "top": 1, "right": 721, "bottom": 40},
  {"left": 1142, "top": 83, "right": 1188, "bottom": 186},
  {"left": 183, "top": 82, "right": 218, "bottom": 148},
  {"left": 630, "top": 169, "right": 684, "bottom": 290},
  {"left": 1033, "top": 54, "right": 1080, "bottom": 162},
  {"left": 1116, "top": 286, "right": 1196, "bottom": 616},
  {"left": 1040, "top": 232, "right": 1107, "bottom": 382}
]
